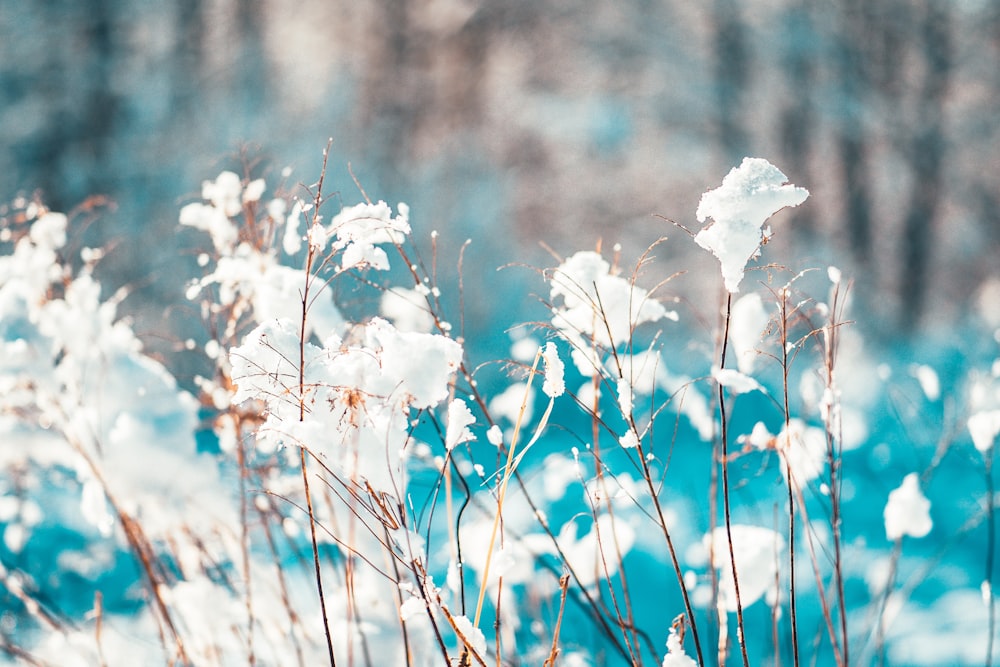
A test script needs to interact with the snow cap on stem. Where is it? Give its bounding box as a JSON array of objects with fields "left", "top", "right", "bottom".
[{"left": 695, "top": 158, "right": 809, "bottom": 292}]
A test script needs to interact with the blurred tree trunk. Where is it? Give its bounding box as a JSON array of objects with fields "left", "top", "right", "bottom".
[
  {"left": 235, "top": 0, "right": 267, "bottom": 111},
  {"left": 80, "top": 0, "right": 121, "bottom": 199},
  {"left": 357, "top": 0, "right": 416, "bottom": 192},
  {"left": 899, "top": 0, "right": 951, "bottom": 329},
  {"left": 712, "top": 0, "right": 750, "bottom": 163},
  {"left": 173, "top": 0, "right": 204, "bottom": 111},
  {"left": 835, "top": 0, "right": 874, "bottom": 271},
  {"left": 778, "top": 2, "right": 816, "bottom": 240}
]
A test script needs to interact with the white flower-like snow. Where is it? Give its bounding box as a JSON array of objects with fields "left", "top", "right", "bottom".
[
  {"left": 695, "top": 158, "right": 809, "bottom": 292},
  {"left": 884, "top": 473, "right": 932, "bottom": 540}
]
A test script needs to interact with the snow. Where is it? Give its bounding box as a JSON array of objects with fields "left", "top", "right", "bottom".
[
  {"left": 445, "top": 398, "right": 476, "bottom": 450},
  {"left": 557, "top": 514, "right": 636, "bottom": 588},
  {"left": 329, "top": 200, "right": 411, "bottom": 271},
  {"left": 910, "top": 364, "right": 941, "bottom": 402},
  {"left": 704, "top": 524, "right": 785, "bottom": 611},
  {"left": 967, "top": 409, "right": 1000, "bottom": 453},
  {"left": 452, "top": 614, "right": 487, "bottom": 660},
  {"left": 884, "top": 473, "right": 932, "bottom": 540},
  {"left": 774, "top": 418, "right": 828, "bottom": 487},
  {"left": 695, "top": 157, "right": 809, "bottom": 292},
  {"left": 381, "top": 286, "right": 435, "bottom": 333},
  {"left": 729, "top": 292, "right": 770, "bottom": 374},
  {"left": 661, "top": 626, "right": 698, "bottom": 667},
  {"left": 713, "top": 367, "right": 765, "bottom": 395},
  {"left": 550, "top": 250, "right": 672, "bottom": 350},
  {"left": 541, "top": 341, "right": 565, "bottom": 398},
  {"left": 6, "top": 161, "right": 999, "bottom": 666}
]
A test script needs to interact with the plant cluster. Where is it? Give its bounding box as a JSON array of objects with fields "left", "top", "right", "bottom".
[{"left": 0, "top": 152, "right": 997, "bottom": 666}]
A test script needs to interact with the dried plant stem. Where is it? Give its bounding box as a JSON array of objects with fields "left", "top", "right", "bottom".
[
  {"left": 300, "top": 450, "right": 335, "bottom": 666},
  {"left": 543, "top": 575, "right": 572, "bottom": 667},
  {"left": 259, "top": 506, "right": 307, "bottom": 667},
  {"left": 790, "top": 483, "right": 844, "bottom": 664},
  {"left": 589, "top": 375, "right": 641, "bottom": 664},
  {"left": 718, "top": 293, "right": 751, "bottom": 667},
  {"left": 441, "top": 606, "right": 488, "bottom": 667},
  {"left": 825, "top": 276, "right": 850, "bottom": 667},
  {"left": 634, "top": 439, "right": 704, "bottom": 666},
  {"left": 94, "top": 591, "right": 107, "bottom": 667},
  {"left": 778, "top": 289, "right": 801, "bottom": 667},
  {"left": 298, "top": 188, "right": 336, "bottom": 665},
  {"left": 236, "top": 434, "right": 256, "bottom": 666},
  {"left": 68, "top": 436, "right": 188, "bottom": 665},
  {"left": 986, "top": 445, "right": 996, "bottom": 667},
  {"left": 473, "top": 350, "right": 542, "bottom": 629}
]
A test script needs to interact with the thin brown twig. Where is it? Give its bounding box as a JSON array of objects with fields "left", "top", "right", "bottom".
[{"left": 543, "top": 575, "right": 572, "bottom": 667}]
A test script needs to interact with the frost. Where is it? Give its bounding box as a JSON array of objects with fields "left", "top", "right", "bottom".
[
  {"left": 30, "top": 212, "right": 67, "bottom": 250},
  {"left": 445, "top": 398, "right": 476, "bottom": 450},
  {"left": 242, "top": 178, "right": 266, "bottom": 203},
  {"left": 398, "top": 594, "right": 425, "bottom": 622},
  {"left": 367, "top": 318, "right": 463, "bottom": 409},
  {"left": 740, "top": 421, "right": 773, "bottom": 450},
  {"left": 695, "top": 158, "right": 809, "bottom": 292},
  {"left": 179, "top": 202, "right": 238, "bottom": 252},
  {"left": 884, "top": 473, "right": 932, "bottom": 540},
  {"left": 202, "top": 171, "right": 243, "bottom": 217},
  {"left": 968, "top": 409, "right": 1000, "bottom": 453}
]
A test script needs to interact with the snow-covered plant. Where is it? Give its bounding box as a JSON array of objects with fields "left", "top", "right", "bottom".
[
  {"left": 694, "top": 157, "right": 809, "bottom": 292},
  {"left": 4, "top": 152, "right": 998, "bottom": 667}
]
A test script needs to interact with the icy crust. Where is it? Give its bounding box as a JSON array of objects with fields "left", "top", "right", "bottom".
[{"left": 695, "top": 157, "right": 809, "bottom": 292}]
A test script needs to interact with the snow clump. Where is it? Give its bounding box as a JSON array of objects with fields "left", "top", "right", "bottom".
[
  {"left": 695, "top": 157, "right": 809, "bottom": 292},
  {"left": 884, "top": 473, "right": 932, "bottom": 540}
]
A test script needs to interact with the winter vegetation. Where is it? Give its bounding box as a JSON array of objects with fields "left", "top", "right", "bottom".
[{"left": 1, "top": 150, "right": 998, "bottom": 666}]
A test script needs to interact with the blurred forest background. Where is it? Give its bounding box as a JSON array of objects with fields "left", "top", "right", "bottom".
[{"left": 2, "top": 0, "right": 998, "bottom": 356}]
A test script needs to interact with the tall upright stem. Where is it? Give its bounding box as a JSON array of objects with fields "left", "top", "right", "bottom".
[{"left": 718, "top": 293, "right": 750, "bottom": 667}]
